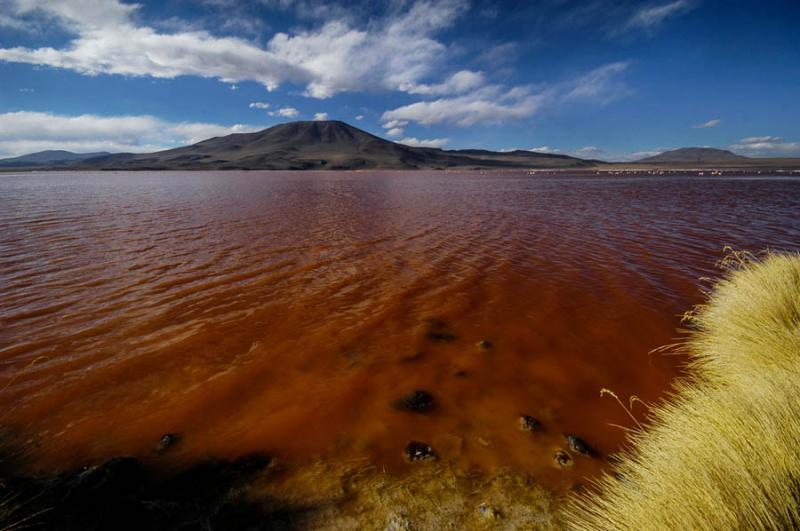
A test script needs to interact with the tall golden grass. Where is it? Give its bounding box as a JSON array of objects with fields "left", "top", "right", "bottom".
[{"left": 566, "top": 251, "right": 800, "bottom": 530}]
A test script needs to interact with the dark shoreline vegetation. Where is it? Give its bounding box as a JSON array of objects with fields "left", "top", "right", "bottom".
[
  {"left": 4, "top": 251, "right": 798, "bottom": 529},
  {"left": 1, "top": 121, "right": 800, "bottom": 172}
]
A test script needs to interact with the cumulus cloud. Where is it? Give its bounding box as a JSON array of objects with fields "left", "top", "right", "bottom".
[
  {"left": 269, "top": 107, "right": 299, "bottom": 118},
  {"left": 0, "top": 0, "right": 468, "bottom": 98},
  {"left": 267, "top": 0, "right": 467, "bottom": 98},
  {"left": 626, "top": 0, "right": 694, "bottom": 30},
  {"left": 693, "top": 118, "right": 721, "bottom": 129},
  {"left": 398, "top": 137, "right": 448, "bottom": 148},
  {"left": 249, "top": 102, "right": 270, "bottom": 109},
  {"left": 355, "top": 114, "right": 364, "bottom": 121},
  {"left": 729, "top": 136, "right": 800, "bottom": 157},
  {"left": 0, "top": 111, "right": 260, "bottom": 157},
  {"left": 313, "top": 112, "right": 328, "bottom": 121},
  {"left": 0, "top": 0, "right": 306, "bottom": 90},
  {"left": 385, "top": 127, "right": 404, "bottom": 137}
]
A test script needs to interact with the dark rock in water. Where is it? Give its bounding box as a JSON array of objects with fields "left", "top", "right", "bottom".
[
  {"left": 553, "top": 449, "right": 573, "bottom": 468},
  {"left": 231, "top": 452, "right": 272, "bottom": 475},
  {"left": 424, "top": 318, "right": 457, "bottom": 342},
  {"left": 476, "top": 339, "right": 493, "bottom": 350},
  {"left": 454, "top": 369, "right": 468, "bottom": 378},
  {"left": 565, "top": 434, "right": 595, "bottom": 457},
  {"left": 393, "top": 390, "right": 434, "bottom": 412},
  {"left": 157, "top": 433, "right": 180, "bottom": 454},
  {"left": 518, "top": 415, "right": 542, "bottom": 432},
  {"left": 404, "top": 441, "right": 436, "bottom": 462},
  {"left": 427, "top": 331, "right": 457, "bottom": 342}
]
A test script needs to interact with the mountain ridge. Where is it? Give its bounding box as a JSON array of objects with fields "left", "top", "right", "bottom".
[
  {"left": 0, "top": 150, "right": 112, "bottom": 167},
  {"left": 10, "top": 121, "right": 595, "bottom": 171},
  {"left": 638, "top": 147, "right": 749, "bottom": 163}
]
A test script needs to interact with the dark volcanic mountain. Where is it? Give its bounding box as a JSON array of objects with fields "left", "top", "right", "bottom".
[
  {"left": 638, "top": 147, "right": 749, "bottom": 163},
  {"left": 71, "top": 121, "right": 593, "bottom": 170},
  {"left": 0, "top": 150, "right": 111, "bottom": 167}
]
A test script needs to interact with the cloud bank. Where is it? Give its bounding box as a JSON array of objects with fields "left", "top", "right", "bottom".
[{"left": 0, "top": 111, "right": 260, "bottom": 157}]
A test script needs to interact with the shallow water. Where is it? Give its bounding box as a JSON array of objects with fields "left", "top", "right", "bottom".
[{"left": 1, "top": 171, "right": 798, "bottom": 486}]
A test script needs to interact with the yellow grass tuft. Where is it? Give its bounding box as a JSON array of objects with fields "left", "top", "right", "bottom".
[{"left": 565, "top": 251, "right": 800, "bottom": 529}]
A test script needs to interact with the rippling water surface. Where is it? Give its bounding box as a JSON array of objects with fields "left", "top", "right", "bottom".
[{"left": 1, "top": 171, "right": 798, "bottom": 485}]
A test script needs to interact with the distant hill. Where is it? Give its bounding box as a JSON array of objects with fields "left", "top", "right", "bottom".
[
  {"left": 638, "top": 148, "right": 749, "bottom": 163},
  {"left": 66, "top": 121, "right": 593, "bottom": 171},
  {"left": 0, "top": 150, "right": 111, "bottom": 167}
]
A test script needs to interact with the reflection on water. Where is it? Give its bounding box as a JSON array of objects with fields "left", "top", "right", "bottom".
[{"left": 1, "top": 171, "right": 798, "bottom": 486}]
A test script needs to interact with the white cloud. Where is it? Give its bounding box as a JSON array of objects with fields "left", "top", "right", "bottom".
[
  {"left": 382, "top": 85, "right": 543, "bottom": 127},
  {"left": 0, "top": 111, "right": 261, "bottom": 157},
  {"left": 382, "top": 119, "right": 407, "bottom": 129},
  {"left": 381, "top": 61, "right": 631, "bottom": 129},
  {"left": 562, "top": 61, "right": 631, "bottom": 105},
  {"left": 400, "top": 70, "right": 485, "bottom": 96},
  {"left": 729, "top": 136, "right": 800, "bottom": 157},
  {"left": 249, "top": 102, "right": 270, "bottom": 109},
  {"left": 355, "top": 114, "right": 364, "bottom": 121},
  {"left": 398, "top": 137, "right": 448, "bottom": 148},
  {"left": 262, "top": 0, "right": 469, "bottom": 98},
  {"left": 0, "top": 0, "right": 305, "bottom": 90},
  {"left": 269, "top": 107, "right": 299, "bottom": 118},
  {"left": 229, "top": 84, "right": 238, "bottom": 90},
  {"left": 0, "top": 0, "right": 468, "bottom": 98},
  {"left": 571, "top": 146, "right": 604, "bottom": 158},
  {"left": 385, "top": 127, "right": 404, "bottom": 137},
  {"left": 529, "top": 146, "right": 561, "bottom": 154},
  {"left": 626, "top": 0, "right": 694, "bottom": 30},
  {"left": 313, "top": 112, "right": 328, "bottom": 121},
  {"left": 738, "top": 135, "right": 782, "bottom": 144},
  {"left": 693, "top": 118, "right": 721, "bottom": 129}
]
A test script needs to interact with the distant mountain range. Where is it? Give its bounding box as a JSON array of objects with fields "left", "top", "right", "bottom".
[
  {"left": 0, "top": 150, "right": 111, "bottom": 167},
  {"left": 637, "top": 147, "right": 748, "bottom": 163},
  {"left": 0, "top": 121, "right": 798, "bottom": 171}
]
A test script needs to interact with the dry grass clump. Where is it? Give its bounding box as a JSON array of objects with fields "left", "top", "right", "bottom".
[{"left": 566, "top": 251, "right": 800, "bottom": 530}]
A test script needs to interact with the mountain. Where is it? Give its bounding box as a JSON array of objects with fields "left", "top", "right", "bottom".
[
  {"left": 0, "top": 150, "right": 111, "bottom": 167},
  {"left": 638, "top": 148, "right": 749, "bottom": 163},
  {"left": 70, "top": 121, "right": 593, "bottom": 170}
]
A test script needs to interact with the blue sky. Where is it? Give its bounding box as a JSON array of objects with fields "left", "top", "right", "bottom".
[{"left": 0, "top": 0, "right": 798, "bottom": 160}]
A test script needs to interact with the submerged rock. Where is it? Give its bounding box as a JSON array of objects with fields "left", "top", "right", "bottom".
[
  {"left": 518, "top": 415, "right": 542, "bottom": 432},
  {"left": 565, "top": 435, "right": 595, "bottom": 457},
  {"left": 231, "top": 453, "right": 272, "bottom": 475},
  {"left": 156, "top": 433, "right": 180, "bottom": 454},
  {"left": 427, "top": 331, "right": 457, "bottom": 342},
  {"left": 423, "top": 318, "right": 457, "bottom": 342},
  {"left": 476, "top": 339, "right": 493, "bottom": 350},
  {"left": 404, "top": 441, "right": 436, "bottom": 462},
  {"left": 553, "top": 449, "right": 573, "bottom": 468},
  {"left": 393, "top": 390, "right": 434, "bottom": 412}
]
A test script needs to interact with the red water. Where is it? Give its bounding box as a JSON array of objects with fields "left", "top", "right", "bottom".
[{"left": 1, "top": 171, "right": 798, "bottom": 486}]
